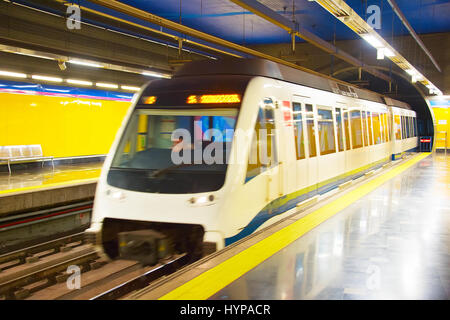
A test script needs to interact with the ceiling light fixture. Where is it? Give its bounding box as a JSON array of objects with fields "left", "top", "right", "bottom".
[
  {"left": 142, "top": 71, "right": 167, "bottom": 78},
  {"left": 0, "top": 70, "right": 27, "bottom": 78},
  {"left": 68, "top": 60, "right": 103, "bottom": 68},
  {"left": 31, "top": 75, "right": 63, "bottom": 82},
  {"left": 66, "top": 79, "right": 93, "bottom": 86},
  {"left": 121, "top": 85, "right": 141, "bottom": 91},
  {"left": 96, "top": 82, "right": 118, "bottom": 89}
]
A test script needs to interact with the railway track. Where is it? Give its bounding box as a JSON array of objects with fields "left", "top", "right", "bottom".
[
  {"left": 0, "top": 233, "right": 190, "bottom": 300},
  {"left": 0, "top": 200, "right": 93, "bottom": 254}
]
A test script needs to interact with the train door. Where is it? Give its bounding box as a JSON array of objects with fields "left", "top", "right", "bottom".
[
  {"left": 245, "top": 98, "right": 279, "bottom": 213},
  {"left": 293, "top": 95, "right": 318, "bottom": 196},
  {"left": 263, "top": 99, "right": 280, "bottom": 209},
  {"left": 340, "top": 103, "right": 351, "bottom": 176}
]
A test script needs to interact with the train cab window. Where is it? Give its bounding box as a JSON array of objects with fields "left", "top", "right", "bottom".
[
  {"left": 246, "top": 103, "right": 278, "bottom": 182},
  {"left": 361, "top": 111, "right": 369, "bottom": 146},
  {"left": 305, "top": 104, "right": 317, "bottom": 157},
  {"left": 108, "top": 108, "right": 238, "bottom": 194},
  {"left": 367, "top": 111, "right": 374, "bottom": 145},
  {"left": 394, "top": 115, "right": 402, "bottom": 140},
  {"left": 335, "top": 107, "right": 344, "bottom": 151},
  {"left": 372, "top": 112, "right": 382, "bottom": 144},
  {"left": 317, "top": 108, "right": 336, "bottom": 155},
  {"left": 292, "top": 102, "right": 305, "bottom": 160},
  {"left": 344, "top": 110, "right": 351, "bottom": 150},
  {"left": 350, "top": 110, "right": 363, "bottom": 148}
]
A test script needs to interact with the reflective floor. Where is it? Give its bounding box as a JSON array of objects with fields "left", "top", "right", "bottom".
[
  {"left": 211, "top": 154, "right": 449, "bottom": 300},
  {"left": 0, "top": 162, "right": 102, "bottom": 194}
]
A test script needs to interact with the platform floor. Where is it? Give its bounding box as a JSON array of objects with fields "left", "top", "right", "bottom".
[
  {"left": 0, "top": 162, "right": 102, "bottom": 196},
  {"left": 209, "top": 154, "right": 449, "bottom": 300}
]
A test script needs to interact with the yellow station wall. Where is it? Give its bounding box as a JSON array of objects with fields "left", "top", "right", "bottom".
[
  {"left": 0, "top": 92, "right": 131, "bottom": 158},
  {"left": 431, "top": 106, "right": 450, "bottom": 149}
]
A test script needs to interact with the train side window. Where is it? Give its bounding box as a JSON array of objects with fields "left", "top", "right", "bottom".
[
  {"left": 292, "top": 102, "right": 305, "bottom": 160},
  {"left": 305, "top": 104, "right": 317, "bottom": 157},
  {"left": 413, "top": 117, "right": 417, "bottom": 136},
  {"left": 246, "top": 103, "right": 278, "bottom": 182},
  {"left": 335, "top": 107, "right": 344, "bottom": 151},
  {"left": 344, "top": 110, "right": 351, "bottom": 150},
  {"left": 386, "top": 113, "right": 391, "bottom": 141},
  {"left": 317, "top": 107, "right": 336, "bottom": 155},
  {"left": 408, "top": 117, "right": 412, "bottom": 138},
  {"left": 394, "top": 115, "right": 401, "bottom": 140},
  {"left": 401, "top": 116, "right": 406, "bottom": 139},
  {"left": 405, "top": 116, "right": 410, "bottom": 138},
  {"left": 362, "top": 110, "right": 369, "bottom": 146},
  {"left": 372, "top": 112, "right": 382, "bottom": 144},
  {"left": 367, "top": 111, "right": 373, "bottom": 145},
  {"left": 350, "top": 110, "right": 363, "bottom": 148},
  {"left": 380, "top": 113, "right": 386, "bottom": 143},
  {"left": 409, "top": 117, "right": 414, "bottom": 138}
]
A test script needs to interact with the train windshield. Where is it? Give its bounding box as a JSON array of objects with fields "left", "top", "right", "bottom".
[{"left": 107, "top": 108, "right": 238, "bottom": 194}]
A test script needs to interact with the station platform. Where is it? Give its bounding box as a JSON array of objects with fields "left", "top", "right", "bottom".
[
  {"left": 0, "top": 162, "right": 102, "bottom": 217},
  {"left": 128, "top": 152, "right": 449, "bottom": 300}
]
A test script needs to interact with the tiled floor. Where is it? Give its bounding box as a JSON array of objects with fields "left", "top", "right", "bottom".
[
  {"left": 0, "top": 162, "right": 103, "bottom": 194},
  {"left": 210, "top": 154, "right": 449, "bottom": 300}
]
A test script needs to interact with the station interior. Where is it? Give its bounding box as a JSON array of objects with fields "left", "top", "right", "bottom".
[{"left": 0, "top": 0, "right": 448, "bottom": 301}]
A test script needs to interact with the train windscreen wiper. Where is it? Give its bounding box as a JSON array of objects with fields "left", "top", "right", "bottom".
[{"left": 150, "top": 163, "right": 199, "bottom": 178}]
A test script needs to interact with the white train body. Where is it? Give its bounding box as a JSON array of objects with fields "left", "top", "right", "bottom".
[{"left": 86, "top": 59, "right": 417, "bottom": 258}]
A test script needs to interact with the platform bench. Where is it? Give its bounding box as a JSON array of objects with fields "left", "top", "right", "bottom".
[{"left": 0, "top": 145, "right": 54, "bottom": 175}]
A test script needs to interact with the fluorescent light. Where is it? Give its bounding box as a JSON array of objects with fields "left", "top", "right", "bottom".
[
  {"left": 32, "top": 75, "right": 63, "bottom": 82},
  {"left": 121, "top": 85, "right": 140, "bottom": 91},
  {"left": 96, "top": 82, "right": 118, "bottom": 89},
  {"left": 384, "top": 48, "right": 395, "bottom": 57},
  {"left": 0, "top": 70, "right": 27, "bottom": 78},
  {"left": 405, "top": 69, "right": 415, "bottom": 75},
  {"left": 68, "top": 60, "right": 102, "bottom": 68},
  {"left": 361, "top": 34, "right": 383, "bottom": 48},
  {"left": 66, "top": 79, "right": 93, "bottom": 86},
  {"left": 377, "top": 48, "right": 384, "bottom": 60},
  {"left": 142, "top": 71, "right": 165, "bottom": 78}
]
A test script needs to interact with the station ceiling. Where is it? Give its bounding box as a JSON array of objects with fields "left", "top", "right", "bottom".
[
  {"left": 2, "top": 0, "right": 449, "bottom": 97},
  {"left": 114, "top": 0, "right": 450, "bottom": 44},
  {"left": 1, "top": 0, "right": 447, "bottom": 134}
]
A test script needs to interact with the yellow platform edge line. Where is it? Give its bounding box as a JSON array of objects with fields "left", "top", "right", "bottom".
[
  {"left": 159, "top": 152, "right": 431, "bottom": 300},
  {"left": 0, "top": 177, "right": 99, "bottom": 195}
]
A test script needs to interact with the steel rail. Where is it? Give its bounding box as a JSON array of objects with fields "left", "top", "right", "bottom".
[
  {"left": 0, "top": 201, "right": 93, "bottom": 231},
  {"left": 0, "top": 249, "right": 98, "bottom": 299},
  {"left": 91, "top": 253, "right": 189, "bottom": 300},
  {"left": 0, "top": 232, "right": 85, "bottom": 267}
]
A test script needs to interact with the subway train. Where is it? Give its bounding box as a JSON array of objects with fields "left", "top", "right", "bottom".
[{"left": 86, "top": 59, "right": 418, "bottom": 262}]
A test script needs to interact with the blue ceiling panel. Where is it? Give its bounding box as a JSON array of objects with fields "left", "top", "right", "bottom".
[{"left": 115, "top": 0, "right": 449, "bottom": 45}]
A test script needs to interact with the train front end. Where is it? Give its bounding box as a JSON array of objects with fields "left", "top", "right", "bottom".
[{"left": 85, "top": 74, "right": 251, "bottom": 263}]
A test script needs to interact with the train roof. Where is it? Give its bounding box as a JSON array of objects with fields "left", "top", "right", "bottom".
[{"left": 174, "top": 59, "right": 411, "bottom": 110}]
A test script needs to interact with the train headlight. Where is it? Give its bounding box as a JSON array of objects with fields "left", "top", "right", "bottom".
[
  {"left": 189, "top": 194, "right": 215, "bottom": 206},
  {"left": 106, "top": 189, "right": 126, "bottom": 200}
]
